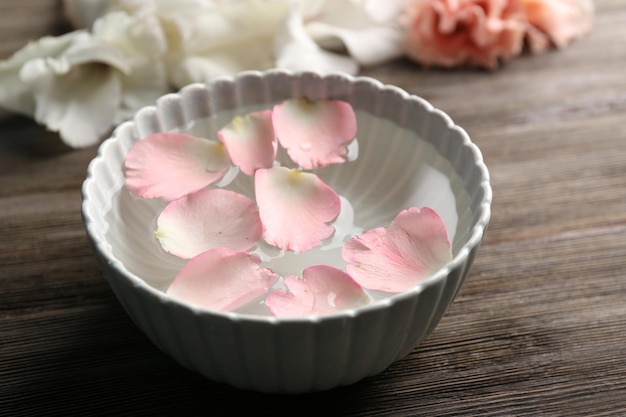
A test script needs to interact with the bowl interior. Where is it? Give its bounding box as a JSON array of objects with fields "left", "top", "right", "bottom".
[{"left": 86, "top": 71, "right": 489, "bottom": 317}]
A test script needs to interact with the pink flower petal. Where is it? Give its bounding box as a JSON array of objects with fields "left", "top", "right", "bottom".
[
  {"left": 124, "top": 132, "right": 230, "bottom": 201},
  {"left": 265, "top": 265, "right": 369, "bottom": 318},
  {"left": 218, "top": 110, "right": 277, "bottom": 176},
  {"left": 166, "top": 248, "right": 279, "bottom": 312},
  {"left": 156, "top": 188, "right": 262, "bottom": 259},
  {"left": 255, "top": 167, "right": 341, "bottom": 252},
  {"left": 272, "top": 98, "right": 357, "bottom": 169},
  {"left": 342, "top": 207, "right": 452, "bottom": 293}
]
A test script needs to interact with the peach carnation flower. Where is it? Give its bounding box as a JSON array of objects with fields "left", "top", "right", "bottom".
[
  {"left": 522, "top": 0, "right": 594, "bottom": 53},
  {"left": 401, "top": 0, "right": 527, "bottom": 69}
]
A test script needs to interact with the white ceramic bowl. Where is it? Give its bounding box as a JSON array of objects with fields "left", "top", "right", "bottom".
[{"left": 82, "top": 69, "right": 492, "bottom": 393}]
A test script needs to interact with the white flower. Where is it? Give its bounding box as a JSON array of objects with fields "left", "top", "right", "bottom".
[
  {"left": 161, "top": 0, "right": 290, "bottom": 89},
  {"left": 63, "top": 0, "right": 220, "bottom": 28},
  {"left": 0, "top": 11, "right": 169, "bottom": 148},
  {"left": 274, "top": 2, "right": 359, "bottom": 74},
  {"left": 65, "top": 0, "right": 290, "bottom": 89},
  {"left": 275, "top": 0, "right": 406, "bottom": 74},
  {"left": 65, "top": 0, "right": 406, "bottom": 79}
]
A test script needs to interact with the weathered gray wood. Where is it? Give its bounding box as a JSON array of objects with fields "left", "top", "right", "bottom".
[
  {"left": 0, "top": 0, "right": 69, "bottom": 60},
  {"left": 1, "top": 1, "right": 625, "bottom": 415}
]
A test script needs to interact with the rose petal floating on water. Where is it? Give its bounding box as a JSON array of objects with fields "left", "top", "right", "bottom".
[
  {"left": 155, "top": 188, "right": 262, "bottom": 259},
  {"left": 167, "top": 248, "right": 279, "bottom": 312},
  {"left": 255, "top": 166, "right": 341, "bottom": 252},
  {"left": 124, "top": 132, "right": 230, "bottom": 201},
  {"left": 218, "top": 109, "right": 277, "bottom": 176},
  {"left": 342, "top": 207, "right": 452, "bottom": 293},
  {"left": 272, "top": 98, "right": 356, "bottom": 169},
  {"left": 265, "top": 265, "right": 369, "bottom": 318}
]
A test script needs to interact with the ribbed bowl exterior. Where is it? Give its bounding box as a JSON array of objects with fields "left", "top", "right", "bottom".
[{"left": 82, "top": 70, "right": 492, "bottom": 393}]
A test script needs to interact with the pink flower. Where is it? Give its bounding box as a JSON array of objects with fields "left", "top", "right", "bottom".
[
  {"left": 155, "top": 188, "right": 262, "bottom": 259},
  {"left": 272, "top": 98, "right": 357, "bottom": 170},
  {"left": 217, "top": 110, "right": 277, "bottom": 176},
  {"left": 167, "top": 248, "right": 278, "bottom": 312},
  {"left": 521, "top": 0, "right": 593, "bottom": 53},
  {"left": 401, "top": 0, "right": 527, "bottom": 69},
  {"left": 124, "top": 132, "right": 230, "bottom": 202},
  {"left": 124, "top": 99, "right": 354, "bottom": 255},
  {"left": 265, "top": 265, "right": 369, "bottom": 318},
  {"left": 342, "top": 207, "right": 452, "bottom": 293},
  {"left": 255, "top": 167, "right": 341, "bottom": 252}
]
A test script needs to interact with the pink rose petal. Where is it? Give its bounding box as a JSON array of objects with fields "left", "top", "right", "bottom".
[
  {"left": 156, "top": 188, "right": 262, "bottom": 259},
  {"left": 265, "top": 265, "right": 369, "bottom": 318},
  {"left": 342, "top": 207, "right": 452, "bottom": 293},
  {"left": 124, "top": 132, "right": 230, "bottom": 201},
  {"left": 166, "top": 248, "right": 279, "bottom": 312},
  {"left": 272, "top": 98, "right": 357, "bottom": 169},
  {"left": 218, "top": 110, "right": 277, "bottom": 176},
  {"left": 255, "top": 167, "right": 341, "bottom": 252}
]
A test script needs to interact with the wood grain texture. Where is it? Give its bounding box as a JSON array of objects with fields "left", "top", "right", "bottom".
[
  {"left": 0, "top": 0, "right": 69, "bottom": 59},
  {"left": 1, "top": 1, "right": 626, "bottom": 416}
]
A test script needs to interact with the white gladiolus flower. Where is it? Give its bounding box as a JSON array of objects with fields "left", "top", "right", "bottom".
[
  {"left": 0, "top": 11, "right": 169, "bottom": 148},
  {"left": 275, "top": 0, "right": 405, "bottom": 74},
  {"left": 66, "top": 0, "right": 291, "bottom": 89},
  {"left": 161, "top": 0, "right": 290, "bottom": 89}
]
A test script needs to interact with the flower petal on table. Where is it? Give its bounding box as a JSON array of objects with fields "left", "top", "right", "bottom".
[
  {"left": 167, "top": 248, "right": 279, "bottom": 312},
  {"left": 218, "top": 110, "right": 277, "bottom": 176},
  {"left": 343, "top": 207, "right": 452, "bottom": 293},
  {"left": 265, "top": 265, "right": 369, "bottom": 318},
  {"left": 272, "top": 98, "right": 357, "bottom": 169},
  {"left": 124, "top": 132, "right": 230, "bottom": 201},
  {"left": 156, "top": 188, "right": 262, "bottom": 259},
  {"left": 255, "top": 167, "right": 341, "bottom": 252}
]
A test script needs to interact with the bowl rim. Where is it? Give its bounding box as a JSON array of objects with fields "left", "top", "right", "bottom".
[{"left": 81, "top": 68, "right": 493, "bottom": 324}]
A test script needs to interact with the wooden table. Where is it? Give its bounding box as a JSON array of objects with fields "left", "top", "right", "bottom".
[{"left": 2, "top": 1, "right": 625, "bottom": 415}]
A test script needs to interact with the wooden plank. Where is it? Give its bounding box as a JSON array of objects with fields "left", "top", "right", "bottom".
[{"left": 0, "top": 0, "right": 69, "bottom": 59}]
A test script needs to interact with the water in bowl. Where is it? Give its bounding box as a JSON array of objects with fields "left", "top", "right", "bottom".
[{"left": 105, "top": 109, "right": 471, "bottom": 315}]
